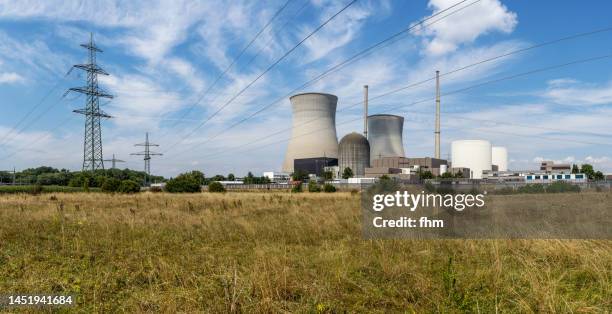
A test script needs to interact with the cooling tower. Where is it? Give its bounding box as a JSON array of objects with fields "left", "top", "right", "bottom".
[
  {"left": 367, "top": 114, "right": 405, "bottom": 164},
  {"left": 451, "top": 140, "right": 492, "bottom": 179},
  {"left": 492, "top": 146, "right": 508, "bottom": 171},
  {"left": 339, "top": 132, "right": 370, "bottom": 176},
  {"left": 282, "top": 93, "right": 339, "bottom": 172}
]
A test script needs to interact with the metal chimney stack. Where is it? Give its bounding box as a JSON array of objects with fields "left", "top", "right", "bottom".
[
  {"left": 435, "top": 70, "right": 441, "bottom": 159},
  {"left": 363, "top": 85, "right": 368, "bottom": 137}
]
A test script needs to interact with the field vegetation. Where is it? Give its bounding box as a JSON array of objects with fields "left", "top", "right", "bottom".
[{"left": 0, "top": 191, "right": 610, "bottom": 312}]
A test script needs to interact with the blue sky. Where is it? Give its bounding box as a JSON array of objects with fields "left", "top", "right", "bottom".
[{"left": 0, "top": 0, "right": 611, "bottom": 177}]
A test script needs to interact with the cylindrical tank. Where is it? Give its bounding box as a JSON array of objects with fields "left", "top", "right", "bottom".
[
  {"left": 339, "top": 132, "right": 370, "bottom": 176},
  {"left": 282, "top": 93, "right": 339, "bottom": 172},
  {"left": 451, "top": 140, "right": 492, "bottom": 179},
  {"left": 367, "top": 114, "right": 405, "bottom": 164},
  {"left": 491, "top": 146, "right": 508, "bottom": 171}
]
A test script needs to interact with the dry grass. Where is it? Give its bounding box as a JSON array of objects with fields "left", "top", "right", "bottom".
[{"left": 0, "top": 191, "right": 610, "bottom": 313}]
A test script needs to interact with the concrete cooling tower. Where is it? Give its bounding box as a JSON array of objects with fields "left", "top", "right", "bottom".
[
  {"left": 367, "top": 114, "right": 405, "bottom": 164},
  {"left": 451, "top": 140, "right": 492, "bottom": 179},
  {"left": 492, "top": 146, "right": 508, "bottom": 171},
  {"left": 339, "top": 132, "right": 370, "bottom": 176},
  {"left": 282, "top": 93, "right": 339, "bottom": 172}
]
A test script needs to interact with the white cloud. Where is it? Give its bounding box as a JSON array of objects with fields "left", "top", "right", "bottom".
[
  {"left": 412, "top": 0, "right": 517, "bottom": 55},
  {"left": 0, "top": 72, "right": 24, "bottom": 84},
  {"left": 544, "top": 79, "right": 612, "bottom": 106}
]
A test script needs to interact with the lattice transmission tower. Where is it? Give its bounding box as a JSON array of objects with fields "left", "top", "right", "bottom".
[
  {"left": 66, "top": 33, "right": 113, "bottom": 172},
  {"left": 104, "top": 154, "right": 125, "bottom": 169},
  {"left": 131, "top": 133, "right": 162, "bottom": 186}
]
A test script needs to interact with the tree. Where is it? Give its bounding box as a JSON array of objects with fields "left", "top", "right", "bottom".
[
  {"left": 117, "top": 180, "right": 141, "bottom": 193},
  {"left": 165, "top": 172, "right": 202, "bottom": 193},
  {"left": 440, "top": 172, "right": 454, "bottom": 179},
  {"left": 580, "top": 164, "right": 595, "bottom": 179},
  {"left": 419, "top": 170, "right": 434, "bottom": 180},
  {"left": 227, "top": 173, "right": 235, "bottom": 181},
  {"left": 308, "top": 180, "right": 321, "bottom": 192},
  {"left": 208, "top": 181, "right": 226, "bottom": 193},
  {"left": 342, "top": 167, "right": 354, "bottom": 179},
  {"left": 101, "top": 177, "right": 121, "bottom": 192},
  {"left": 571, "top": 164, "right": 579, "bottom": 174},
  {"left": 594, "top": 171, "right": 604, "bottom": 181}
]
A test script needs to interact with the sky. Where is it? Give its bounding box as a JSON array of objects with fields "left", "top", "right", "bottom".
[{"left": 0, "top": 0, "right": 611, "bottom": 177}]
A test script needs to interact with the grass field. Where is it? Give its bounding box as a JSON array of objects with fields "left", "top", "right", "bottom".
[{"left": 1, "top": 191, "right": 610, "bottom": 312}]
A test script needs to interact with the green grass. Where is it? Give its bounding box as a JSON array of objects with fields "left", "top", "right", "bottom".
[
  {"left": 0, "top": 185, "right": 100, "bottom": 194},
  {"left": 0, "top": 192, "right": 610, "bottom": 312}
]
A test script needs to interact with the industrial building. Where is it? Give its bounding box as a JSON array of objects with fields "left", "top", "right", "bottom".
[
  {"left": 282, "top": 93, "right": 339, "bottom": 172},
  {"left": 338, "top": 132, "right": 370, "bottom": 176},
  {"left": 294, "top": 157, "right": 338, "bottom": 177},
  {"left": 263, "top": 172, "right": 291, "bottom": 184},
  {"left": 540, "top": 160, "right": 571, "bottom": 172},
  {"left": 371, "top": 156, "right": 448, "bottom": 176},
  {"left": 367, "top": 114, "right": 405, "bottom": 164}
]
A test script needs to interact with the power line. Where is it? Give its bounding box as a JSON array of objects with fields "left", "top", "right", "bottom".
[
  {"left": 164, "top": 0, "right": 479, "bottom": 155},
  {"left": 166, "top": 25, "right": 612, "bottom": 159},
  {"left": 156, "top": 0, "right": 295, "bottom": 138},
  {"left": 181, "top": 53, "right": 612, "bottom": 162},
  {"left": 162, "top": 0, "right": 359, "bottom": 153}
]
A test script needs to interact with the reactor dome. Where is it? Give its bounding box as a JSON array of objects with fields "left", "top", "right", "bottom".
[
  {"left": 282, "top": 93, "right": 339, "bottom": 172},
  {"left": 491, "top": 146, "right": 508, "bottom": 171},
  {"left": 451, "top": 139, "right": 492, "bottom": 179},
  {"left": 339, "top": 132, "right": 370, "bottom": 176}
]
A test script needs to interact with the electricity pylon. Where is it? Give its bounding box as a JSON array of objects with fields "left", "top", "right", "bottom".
[
  {"left": 66, "top": 33, "right": 113, "bottom": 172},
  {"left": 104, "top": 154, "right": 125, "bottom": 169},
  {"left": 131, "top": 132, "right": 162, "bottom": 186}
]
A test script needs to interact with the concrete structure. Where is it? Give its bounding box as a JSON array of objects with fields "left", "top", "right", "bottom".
[
  {"left": 540, "top": 161, "right": 571, "bottom": 172},
  {"left": 323, "top": 166, "right": 340, "bottom": 179},
  {"left": 282, "top": 93, "right": 339, "bottom": 172},
  {"left": 525, "top": 173, "right": 586, "bottom": 183},
  {"left": 294, "top": 157, "right": 338, "bottom": 177},
  {"left": 492, "top": 146, "right": 508, "bottom": 171},
  {"left": 338, "top": 132, "right": 370, "bottom": 177},
  {"left": 367, "top": 114, "right": 405, "bottom": 163},
  {"left": 451, "top": 140, "right": 492, "bottom": 179},
  {"left": 371, "top": 156, "right": 448, "bottom": 176}
]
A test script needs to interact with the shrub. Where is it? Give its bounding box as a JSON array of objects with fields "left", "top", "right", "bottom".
[
  {"left": 308, "top": 181, "right": 321, "bottom": 192},
  {"left": 208, "top": 181, "right": 226, "bottom": 193},
  {"left": 291, "top": 183, "right": 303, "bottom": 193},
  {"left": 101, "top": 177, "right": 121, "bottom": 192},
  {"left": 323, "top": 183, "right": 336, "bottom": 193},
  {"left": 30, "top": 184, "right": 43, "bottom": 195},
  {"left": 546, "top": 181, "right": 580, "bottom": 193},
  {"left": 517, "top": 184, "right": 545, "bottom": 194},
  {"left": 165, "top": 173, "right": 202, "bottom": 193},
  {"left": 117, "top": 180, "right": 141, "bottom": 194}
]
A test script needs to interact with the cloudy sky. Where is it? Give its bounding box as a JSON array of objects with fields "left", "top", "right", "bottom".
[{"left": 0, "top": 0, "right": 611, "bottom": 177}]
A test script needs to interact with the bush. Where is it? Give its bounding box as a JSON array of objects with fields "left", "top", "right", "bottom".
[
  {"left": 308, "top": 181, "right": 321, "bottom": 192},
  {"left": 30, "top": 184, "right": 43, "bottom": 195},
  {"left": 323, "top": 183, "right": 336, "bottom": 193},
  {"left": 101, "top": 177, "right": 121, "bottom": 192},
  {"left": 291, "top": 183, "right": 303, "bottom": 193},
  {"left": 149, "top": 186, "right": 163, "bottom": 193},
  {"left": 117, "top": 180, "right": 141, "bottom": 194},
  {"left": 165, "top": 173, "right": 202, "bottom": 193},
  {"left": 517, "top": 184, "right": 545, "bottom": 194},
  {"left": 208, "top": 181, "right": 226, "bottom": 193},
  {"left": 546, "top": 181, "right": 580, "bottom": 193}
]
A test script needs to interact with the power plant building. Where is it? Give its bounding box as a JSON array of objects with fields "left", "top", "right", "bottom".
[
  {"left": 451, "top": 140, "right": 492, "bottom": 179},
  {"left": 367, "top": 114, "right": 405, "bottom": 164},
  {"left": 338, "top": 132, "right": 370, "bottom": 176},
  {"left": 294, "top": 157, "right": 338, "bottom": 177},
  {"left": 282, "top": 93, "right": 339, "bottom": 172}
]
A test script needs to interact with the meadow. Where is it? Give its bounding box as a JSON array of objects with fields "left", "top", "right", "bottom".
[{"left": 0, "top": 191, "right": 610, "bottom": 313}]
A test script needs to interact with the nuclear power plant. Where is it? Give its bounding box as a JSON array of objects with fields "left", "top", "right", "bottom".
[{"left": 280, "top": 76, "right": 516, "bottom": 182}]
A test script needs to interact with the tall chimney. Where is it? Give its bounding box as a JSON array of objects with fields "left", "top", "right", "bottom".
[
  {"left": 435, "top": 70, "right": 440, "bottom": 159},
  {"left": 363, "top": 85, "right": 368, "bottom": 138}
]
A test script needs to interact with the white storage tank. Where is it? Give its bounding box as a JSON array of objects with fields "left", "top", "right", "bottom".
[
  {"left": 451, "top": 140, "right": 492, "bottom": 179},
  {"left": 440, "top": 164, "right": 448, "bottom": 175},
  {"left": 491, "top": 146, "right": 508, "bottom": 171}
]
